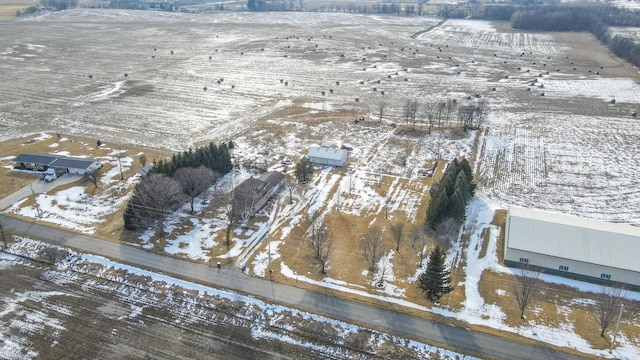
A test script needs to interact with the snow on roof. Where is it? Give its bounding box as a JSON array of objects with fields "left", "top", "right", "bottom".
[
  {"left": 50, "top": 157, "right": 97, "bottom": 169},
  {"left": 507, "top": 207, "right": 640, "bottom": 272},
  {"left": 308, "top": 146, "right": 348, "bottom": 161}
]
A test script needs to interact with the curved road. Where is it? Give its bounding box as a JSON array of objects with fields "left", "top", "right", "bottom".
[{"left": 1, "top": 215, "right": 587, "bottom": 360}]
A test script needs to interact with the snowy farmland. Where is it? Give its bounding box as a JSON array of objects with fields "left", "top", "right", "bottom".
[
  {"left": 1, "top": 10, "right": 638, "bottom": 223},
  {"left": 0, "top": 239, "right": 478, "bottom": 360}
]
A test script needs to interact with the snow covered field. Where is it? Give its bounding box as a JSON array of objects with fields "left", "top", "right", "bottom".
[
  {"left": 0, "top": 240, "right": 477, "bottom": 360},
  {"left": 2, "top": 11, "right": 638, "bottom": 223}
]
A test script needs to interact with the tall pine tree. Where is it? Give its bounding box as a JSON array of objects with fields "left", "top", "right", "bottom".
[
  {"left": 419, "top": 245, "right": 453, "bottom": 303},
  {"left": 459, "top": 158, "right": 475, "bottom": 196},
  {"left": 295, "top": 156, "right": 314, "bottom": 183},
  {"left": 425, "top": 157, "right": 475, "bottom": 229}
]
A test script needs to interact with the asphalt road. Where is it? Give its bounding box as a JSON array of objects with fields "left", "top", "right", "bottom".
[{"left": 1, "top": 215, "right": 588, "bottom": 360}]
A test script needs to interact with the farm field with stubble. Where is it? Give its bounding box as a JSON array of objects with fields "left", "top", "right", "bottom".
[{"left": 1, "top": 9, "right": 639, "bottom": 222}]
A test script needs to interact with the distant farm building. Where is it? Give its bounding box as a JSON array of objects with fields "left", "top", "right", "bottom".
[
  {"left": 232, "top": 171, "right": 285, "bottom": 219},
  {"left": 504, "top": 207, "right": 640, "bottom": 290},
  {"left": 13, "top": 153, "right": 103, "bottom": 175},
  {"left": 308, "top": 142, "right": 348, "bottom": 167}
]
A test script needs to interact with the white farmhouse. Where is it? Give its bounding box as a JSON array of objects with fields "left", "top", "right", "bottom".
[
  {"left": 308, "top": 142, "right": 348, "bottom": 167},
  {"left": 504, "top": 207, "right": 640, "bottom": 290}
]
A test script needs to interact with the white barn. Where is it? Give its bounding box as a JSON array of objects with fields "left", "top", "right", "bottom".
[
  {"left": 308, "top": 146, "right": 348, "bottom": 167},
  {"left": 504, "top": 207, "right": 640, "bottom": 290}
]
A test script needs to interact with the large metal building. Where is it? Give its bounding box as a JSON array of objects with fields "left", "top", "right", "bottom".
[{"left": 504, "top": 207, "right": 640, "bottom": 290}]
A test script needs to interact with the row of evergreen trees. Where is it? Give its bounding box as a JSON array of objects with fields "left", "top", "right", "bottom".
[
  {"left": 425, "top": 158, "right": 475, "bottom": 229},
  {"left": 150, "top": 142, "right": 233, "bottom": 177},
  {"left": 418, "top": 158, "right": 475, "bottom": 304}
]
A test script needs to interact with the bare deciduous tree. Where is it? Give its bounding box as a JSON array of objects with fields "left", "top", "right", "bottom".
[
  {"left": 409, "top": 226, "right": 429, "bottom": 267},
  {"left": 362, "top": 226, "right": 384, "bottom": 272},
  {"left": 307, "top": 215, "right": 333, "bottom": 274},
  {"left": 222, "top": 186, "right": 239, "bottom": 250},
  {"left": 511, "top": 266, "right": 543, "bottom": 320},
  {"left": 596, "top": 284, "right": 628, "bottom": 338},
  {"left": 458, "top": 100, "right": 488, "bottom": 131},
  {"left": 423, "top": 101, "right": 436, "bottom": 134},
  {"left": 82, "top": 169, "right": 99, "bottom": 188},
  {"left": 377, "top": 101, "right": 387, "bottom": 124},
  {"left": 446, "top": 99, "right": 457, "bottom": 127},
  {"left": 0, "top": 215, "right": 8, "bottom": 250},
  {"left": 174, "top": 166, "right": 216, "bottom": 212},
  {"left": 458, "top": 104, "right": 475, "bottom": 130},
  {"left": 473, "top": 99, "right": 488, "bottom": 129},
  {"left": 127, "top": 174, "right": 185, "bottom": 228},
  {"left": 437, "top": 102, "right": 446, "bottom": 127},
  {"left": 404, "top": 99, "right": 419, "bottom": 130},
  {"left": 434, "top": 217, "right": 461, "bottom": 250},
  {"left": 376, "top": 256, "right": 391, "bottom": 287},
  {"left": 284, "top": 175, "right": 296, "bottom": 205},
  {"left": 390, "top": 222, "right": 405, "bottom": 252}
]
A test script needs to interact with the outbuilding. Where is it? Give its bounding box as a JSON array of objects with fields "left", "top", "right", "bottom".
[
  {"left": 308, "top": 146, "right": 348, "bottom": 167},
  {"left": 13, "top": 153, "right": 103, "bottom": 175},
  {"left": 504, "top": 206, "right": 640, "bottom": 290}
]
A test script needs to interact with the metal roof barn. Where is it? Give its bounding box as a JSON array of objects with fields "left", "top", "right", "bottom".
[
  {"left": 308, "top": 146, "right": 348, "bottom": 167},
  {"left": 505, "top": 207, "right": 640, "bottom": 289}
]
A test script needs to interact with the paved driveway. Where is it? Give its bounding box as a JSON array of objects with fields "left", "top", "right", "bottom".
[{"left": 0, "top": 173, "right": 83, "bottom": 211}]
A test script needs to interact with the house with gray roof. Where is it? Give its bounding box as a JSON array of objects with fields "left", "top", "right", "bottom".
[
  {"left": 232, "top": 171, "right": 285, "bottom": 219},
  {"left": 13, "top": 153, "right": 103, "bottom": 175}
]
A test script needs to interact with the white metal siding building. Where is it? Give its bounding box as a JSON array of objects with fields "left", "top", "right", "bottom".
[
  {"left": 504, "top": 207, "right": 640, "bottom": 289},
  {"left": 308, "top": 146, "right": 348, "bottom": 167}
]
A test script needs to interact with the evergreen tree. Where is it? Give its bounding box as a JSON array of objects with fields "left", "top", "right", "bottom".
[
  {"left": 419, "top": 246, "right": 453, "bottom": 303},
  {"left": 459, "top": 158, "right": 476, "bottom": 196},
  {"left": 426, "top": 187, "right": 447, "bottom": 229},
  {"left": 448, "top": 189, "right": 467, "bottom": 222},
  {"left": 454, "top": 171, "right": 471, "bottom": 204},
  {"left": 295, "top": 156, "right": 314, "bottom": 183},
  {"left": 425, "top": 157, "right": 475, "bottom": 229}
]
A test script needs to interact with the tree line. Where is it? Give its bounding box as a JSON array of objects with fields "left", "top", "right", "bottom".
[
  {"left": 123, "top": 142, "right": 232, "bottom": 230},
  {"left": 16, "top": 0, "right": 77, "bottom": 15},
  {"left": 150, "top": 142, "right": 232, "bottom": 177},
  {"left": 510, "top": 5, "right": 640, "bottom": 67},
  {"left": 425, "top": 158, "right": 475, "bottom": 229}
]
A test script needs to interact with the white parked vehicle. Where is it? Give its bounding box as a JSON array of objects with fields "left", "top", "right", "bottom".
[{"left": 44, "top": 168, "right": 57, "bottom": 182}]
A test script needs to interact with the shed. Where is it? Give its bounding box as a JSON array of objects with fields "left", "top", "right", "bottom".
[
  {"left": 308, "top": 146, "right": 348, "bottom": 167},
  {"left": 504, "top": 207, "right": 640, "bottom": 290}
]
